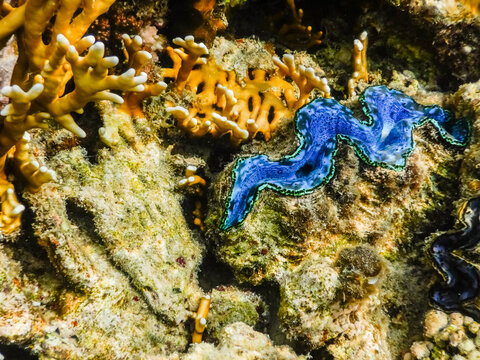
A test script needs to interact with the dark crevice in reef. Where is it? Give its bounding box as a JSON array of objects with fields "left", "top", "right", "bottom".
[
  {"left": 182, "top": 195, "right": 201, "bottom": 231},
  {"left": 308, "top": 347, "right": 335, "bottom": 360},
  {"left": 165, "top": 0, "right": 206, "bottom": 40},
  {"left": 65, "top": 200, "right": 104, "bottom": 246},
  {"left": 206, "top": 143, "right": 239, "bottom": 174},
  {"left": 197, "top": 241, "right": 317, "bottom": 354},
  {"left": 248, "top": 282, "right": 288, "bottom": 345},
  {"left": 198, "top": 250, "right": 236, "bottom": 291},
  {"left": 170, "top": 136, "right": 240, "bottom": 175},
  {"left": 7, "top": 190, "right": 52, "bottom": 270},
  {"left": 70, "top": 103, "right": 108, "bottom": 166},
  {"left": 0, "top": 343, "right": 38, "bottom": 360},
  {"left": 247, "top": 281, "right": 326, "bottom": 357},
  {"left": 196, "top": 248, "right": 318, "bottom": 356}
]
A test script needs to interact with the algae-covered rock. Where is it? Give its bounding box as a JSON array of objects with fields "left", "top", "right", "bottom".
[
  {"left": 205, "top": 286, "right": 267, "bottom": 342},
  {"left": 384, "top": 0, "right": 480, "bottom": 84},
  {"left": 166, "top": 322, "right": 306, "bottom": 360},
  {"left": 0, "top": 242, "right": 183, "bottom": 358},
  {"left": 277, "top": 246, "right": 390, "bottom": 357},
  {"left": 278, "top": 255, "right": 339, "bottom": 345},
  {"left": 206, "top": 74, "right": 471, "bottom": 357},
  {"left": 26, "top": 119, "right": 204, "bottom": 324},
  {"left": 0, "top": 102, "right": 206, "bottom": 357}
]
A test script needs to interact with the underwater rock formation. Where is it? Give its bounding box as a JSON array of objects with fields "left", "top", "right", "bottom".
[
  {"left": 206, "top": 73, "right": 476, "bottom": 356},
  {"left": 1, "top": 0, "right": 480, "bottom": 359},
  {"left": 165, "top": 322, "right": 306, "bottom": 360},
  {"left": 386, "top": 0, "right": 480, "bottom": 84}
]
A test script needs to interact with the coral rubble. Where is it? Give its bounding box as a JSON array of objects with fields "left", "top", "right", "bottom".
[{"left": 404, "top": 310, "right": 480, "bottom": 359}]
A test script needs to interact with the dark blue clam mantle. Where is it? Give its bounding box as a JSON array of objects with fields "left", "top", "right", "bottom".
[
  {"left": 221, "top": 85, "right": 470, "bottom": 230},
  {"left": 431, "top": 197, "right": 480, "bottom": 320}
]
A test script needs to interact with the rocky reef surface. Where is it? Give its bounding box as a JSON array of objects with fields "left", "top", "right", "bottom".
[{"left": 1, "top": 0, "right": 480, "bottom": 359}]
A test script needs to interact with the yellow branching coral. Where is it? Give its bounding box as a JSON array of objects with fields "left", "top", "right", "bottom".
[
  {"left": 179, "top": 165, "right": 207, "bottom": 231},
  {"left": 278, "top": 0, "right": 323, "bottom": 49},
  {"left": 169, "top": 35, "right": 209, "bottom": 92},
  {"left": 164, "top": 36, "right": 330, "bottom": 145},
  {"left": 348, "top": 31, "right": 368, "bottom": 98},
  {"left": 189, "top": 294, "right": 211, "bottom": 343},
  {"left": 0, "top": 0, "right": 155, "bottom": 236},
  {"left": 120, "top": 34, "right": 167, "bottom": 118},
  {"left": 0, "top": 152, "right": 24, "bottom": 234}
]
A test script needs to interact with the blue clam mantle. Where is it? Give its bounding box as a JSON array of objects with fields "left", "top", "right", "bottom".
[
  {"left": 431, "top": 197, "right": 480, "bottom": 319},
  {"left": 221, "top": 85, "right": 470, "bottom": 230}
]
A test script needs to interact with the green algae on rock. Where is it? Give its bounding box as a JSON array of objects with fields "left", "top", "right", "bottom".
[{"left": 205, "top": 286, "right": 268, "bottom": 343}]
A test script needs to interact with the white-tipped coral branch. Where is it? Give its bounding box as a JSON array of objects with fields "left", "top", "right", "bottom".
[
  {"left": 348, "top": 31, "right": 368, "bottom": 97},
  {"left": 14, "top": 132, "right": 57, "bottom": 193},
  {"left": 0, "top": 186, "right": 25, "bottom": 235},
  {"left": 163, "top": 35, "right": 330, "bottom": 145},
  {"left": 45, "top": 37, "right": 147, "bottom": 137},
  {"left": 0, "top": 83, "right": 49, "bottom": 153},
  {"left": 179, "top": 165, "right": 207, "bottom": 188},
  {"left": 171, "top": 35, "right": 208, "bottom": 91},
  {"left": 120, "top": 34, "right": 167, "bottom": 118},
  {"left": 0, "top": 0, "right": 156, "bottom": 236},
  {"left": 273, "top": 53, "right": 331, "bottom": 107}
]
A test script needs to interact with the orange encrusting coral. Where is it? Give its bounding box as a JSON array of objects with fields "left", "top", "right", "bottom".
[
  {"left": 0, "top": 0, "right": 155, "bottom": 236},
  {"left": 164, "top": 35, "right": 330, "bottom": 145},
  {"left": 462, "top": 0, "right": 479, "bottom": 15}
]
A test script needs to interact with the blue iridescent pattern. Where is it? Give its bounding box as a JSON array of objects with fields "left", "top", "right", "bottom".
[{"left": 221, "top": 85, "right": 470, "bottom": 230}]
